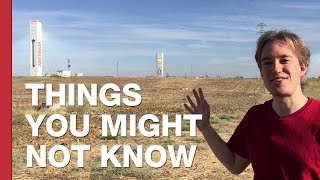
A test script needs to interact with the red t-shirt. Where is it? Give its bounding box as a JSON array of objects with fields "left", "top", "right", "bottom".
[{"left": 227, "top": 98, "right": 320, "bottom": 180}]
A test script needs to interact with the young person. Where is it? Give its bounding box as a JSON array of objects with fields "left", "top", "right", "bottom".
[{"left": 184, "top": 30, "right": 320, "bottom": 179}]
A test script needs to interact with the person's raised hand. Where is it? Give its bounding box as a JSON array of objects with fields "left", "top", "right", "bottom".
[{"left": 184, "top": 88, "right": 211, "bottom": 132}]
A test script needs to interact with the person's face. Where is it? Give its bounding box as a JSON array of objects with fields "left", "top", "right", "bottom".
[{"left": 260, "top": 40, "right": 307, "bottom": 97}]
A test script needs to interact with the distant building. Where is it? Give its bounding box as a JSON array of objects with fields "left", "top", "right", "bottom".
[
  {"left": 29, "top": 20, "right": 42, "bottom": 76},
  {"left": 156, "top": 52, "right": 164, "bottom": 77},
  {"left": 75, "top": 72, "right": 83, "bottom": 76},
  {"left": 56, "top": 70, "right": 71, "bottom": 77}
]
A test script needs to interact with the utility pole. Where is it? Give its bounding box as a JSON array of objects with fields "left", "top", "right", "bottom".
[
  {"left": 257, "top": 22, "right": 267, "bottom": 36},
  {"left": 67, "top": 59, "right": 71, "bottom": 70},
  {"left": 116, "top": 60, "right": 118, "bottom": 77}
]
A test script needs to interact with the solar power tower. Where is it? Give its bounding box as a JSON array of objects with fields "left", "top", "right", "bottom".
[{"left": 156, "top": 52, "right": 164, "bottom": 77}]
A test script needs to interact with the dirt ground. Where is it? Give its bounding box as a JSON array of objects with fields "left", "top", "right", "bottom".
[{"left": 12, "top": 77, "right": 320, "bottom": 179}]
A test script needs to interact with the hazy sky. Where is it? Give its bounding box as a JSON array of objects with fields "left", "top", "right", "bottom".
[{"left": 12, "top": 0, "right": 320, "bottom": 77}]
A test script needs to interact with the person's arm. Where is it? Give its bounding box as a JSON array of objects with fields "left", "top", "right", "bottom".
[
  {"left": 200, "top": 124, "right": 250, "bottom": 174},
  {"left": 184, "top": 88, "right": 250, "bottom": 174}
]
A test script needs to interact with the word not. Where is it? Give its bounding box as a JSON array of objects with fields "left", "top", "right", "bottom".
[
  {"left": 27, "top": 145, "right": 90, "bottom": 168},
  {"left": 25, "top": 83, "right": 141, "bottom": 106},
  {"left": 25, "top": 114, "right": 202, "bottom": 137}
]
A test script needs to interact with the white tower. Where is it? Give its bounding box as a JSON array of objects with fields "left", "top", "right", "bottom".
[
  {"left": 29, "top": 20, "right": 42, "bottom": 76},
  {"left": 156, "top": 52, "right": 164, "bottom": 77}
]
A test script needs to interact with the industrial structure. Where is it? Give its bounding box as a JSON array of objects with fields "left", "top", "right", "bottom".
[
  {"left": 56, "top": 70, "right": 71, "bottom": 77},
  {"left": 56, "top": 59, "right": 71, "bottom": 77},
  {"left": 29, "top": 20, "right": 42, "bottom": 76},
  {"left": 75, "top": 72, "right": 83, "bottom": 76},
  {"left": 156, "top": 52, "right": 164, "bottom": 77},
  {"left": 257, "top": 22, "right": 267, "bottom": 35}
]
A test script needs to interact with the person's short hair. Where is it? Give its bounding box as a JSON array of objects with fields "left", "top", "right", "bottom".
[{"left": 255, "top": 29, "right": 311, "bottom": 88}]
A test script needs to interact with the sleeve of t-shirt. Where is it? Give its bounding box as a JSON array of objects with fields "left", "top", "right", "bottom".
[{"left": 226, "top": 109, "right": 250, "bottom": 160}]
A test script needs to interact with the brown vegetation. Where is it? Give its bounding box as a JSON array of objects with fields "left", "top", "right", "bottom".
[{"left": 12, "top": 77, "right": 320, "bottom": 179}]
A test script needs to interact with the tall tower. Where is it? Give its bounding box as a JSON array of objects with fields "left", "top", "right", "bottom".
[
  {"left": 156, "top": 52, "right": 164, "bottom": 77},
  {"left": 29, "top": 20, "right": 42, "bottom": 76}
]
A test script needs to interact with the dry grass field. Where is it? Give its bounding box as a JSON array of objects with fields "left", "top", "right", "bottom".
[{"left": 12, "top": 77, "right": 320, "bottom": 180}]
